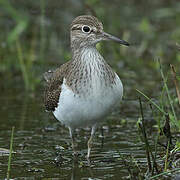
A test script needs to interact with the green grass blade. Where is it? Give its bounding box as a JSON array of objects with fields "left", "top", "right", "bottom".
[
  {"left": 149, "top": 168, "right": 180, "bottom": 179},
  {"left": 136, "top": 89, "right": 167, "bottom": 115},
  {"left": 158, "top": 59, "right": 178, "bottom": 124},
  {"left": 40, "top": 0, "right": 46, "bottom": 62},
  {"left": 16, "top": 40, "right": 29, "bottom": 90},
  {"left": 7, "top": 126, "right": 15, "bottom": 180}
]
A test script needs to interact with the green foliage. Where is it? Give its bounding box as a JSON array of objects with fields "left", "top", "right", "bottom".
[
  {"left": 0, "top": 1, "right": 28, "bottom": 44},
  {"left": 138, "top": 18, "right": 154, "bottom": 35},
  {"left": 0, "top": 0, "right": 180, "bottom": 93},
  {"left": 16, "top": 40, "right": 40, "bottom": 91},
  {"left": 137, "top": 60, "right": 180, "bottom": 131},
  {"left": 173, "top": 141, "right": 180, "bottom": 153}
]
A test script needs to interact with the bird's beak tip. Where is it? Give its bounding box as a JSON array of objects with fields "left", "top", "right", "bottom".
[
  {"left": 102, "top": 32, "right": 130, "bottom": 46},
  {"left": 124, "top": 41, "right": 130, "bottom": 46}
]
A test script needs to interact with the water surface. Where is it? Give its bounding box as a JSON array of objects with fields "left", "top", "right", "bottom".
[{"left": 0, "top": 88, "right": 153, "bottom": 179}]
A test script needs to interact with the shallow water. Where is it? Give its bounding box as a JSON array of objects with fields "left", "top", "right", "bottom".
[{"left": 0, "top": 88, "right": 153, "bottom": 179}]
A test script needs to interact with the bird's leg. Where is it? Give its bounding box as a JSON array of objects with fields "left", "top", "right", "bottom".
[
  {"left": 68, "top": 127, "right": 77, "bottom": 156},
  {"left": 87, "top": 124, "right": 97, "bottom": 159}
]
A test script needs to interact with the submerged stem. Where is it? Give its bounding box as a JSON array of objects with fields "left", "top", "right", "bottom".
[{"left": 7, "top": 126, "right": 15, "bottom": 180}]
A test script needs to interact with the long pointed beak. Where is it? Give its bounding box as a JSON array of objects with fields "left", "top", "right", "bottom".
[{"left": 101, "top": 32, "right": 130, "bottom": 46}]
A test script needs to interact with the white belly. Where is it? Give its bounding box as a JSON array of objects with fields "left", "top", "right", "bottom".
[{"left": 53, "top": 74, "right": 123, "bottom": 129}]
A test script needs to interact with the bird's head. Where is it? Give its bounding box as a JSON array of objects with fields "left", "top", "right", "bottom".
[{"left": 70, "top": 15, "right": 129, "bottom": 50}]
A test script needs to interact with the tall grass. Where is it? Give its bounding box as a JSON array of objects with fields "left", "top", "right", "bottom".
[
  {"left": 136, "top": 59, "right": 180, "bottom": 178},
  {"left": 16, "top": 40, "right": 30, "bottom": 90},
  {"left": 1, "top": 1, "right": 180, "bottom": 92},
  {"left": 0, "top": 0, "right": 42, "bottom": 91},
  {"left": 136, "top": 59, "right": 180, "bottom": 131},
  {"left": 16, "top": 35, "right": 40, "bottom": 91},
  {"left": 40, "top": 0, "right": 46, "bottom": 62},
  {"left": 158, "top": 59, "right": 178, "bottom": 125}
]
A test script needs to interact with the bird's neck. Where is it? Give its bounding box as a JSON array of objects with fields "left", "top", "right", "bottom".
[
  {"left": 72, "top": 46, "right": 105, "bottom": 65},
  {"left": 66, "top": 46, "right": 116, "bottom": 94}
]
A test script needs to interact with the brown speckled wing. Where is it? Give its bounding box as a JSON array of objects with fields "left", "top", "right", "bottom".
[{"left": 44, "top": 61, "right": 70, "bottom": 112}]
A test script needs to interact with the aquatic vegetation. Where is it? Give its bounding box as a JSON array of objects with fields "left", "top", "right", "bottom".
[
  {"left": 136, "top": 60, "right": 180, "bottom": 178},
  {"left": 137, "top": 59, "right": 180, "bottom": 131},
  {"left": 7, "top": 127, "right": 14, "bottom": 180}
]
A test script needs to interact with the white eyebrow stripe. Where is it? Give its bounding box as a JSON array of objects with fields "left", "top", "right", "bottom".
[{"left": 71, "top": 24, "right": 82, "bottom": 30}]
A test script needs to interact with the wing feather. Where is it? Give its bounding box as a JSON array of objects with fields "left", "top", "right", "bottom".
[{"left": 44, "top": 61, "right": 70, "bottom": 111}]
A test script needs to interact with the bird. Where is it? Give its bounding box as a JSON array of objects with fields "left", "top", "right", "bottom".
[{"left": 44, "top": 15, "right": 129, "bottom": 159}]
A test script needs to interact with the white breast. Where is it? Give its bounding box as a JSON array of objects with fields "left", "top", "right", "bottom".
[{"left": 53, "top": 74, "right": 123, "bottom": 129}]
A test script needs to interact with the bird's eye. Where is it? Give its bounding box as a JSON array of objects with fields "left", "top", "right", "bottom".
[{"left": 82, "top": 25, "right": 91, "bottom": 33}]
